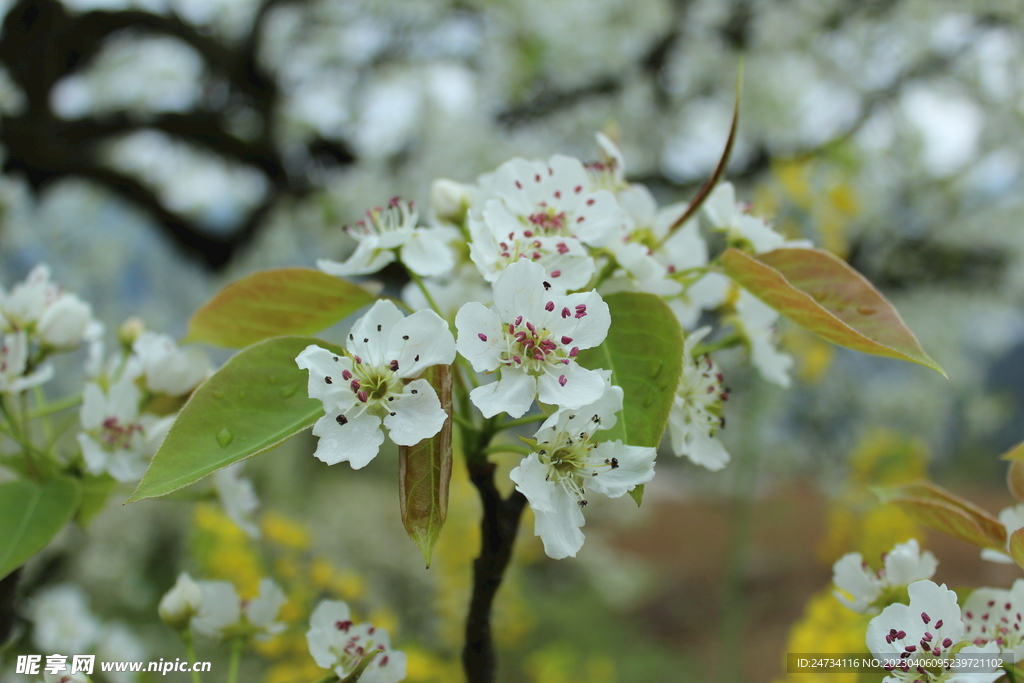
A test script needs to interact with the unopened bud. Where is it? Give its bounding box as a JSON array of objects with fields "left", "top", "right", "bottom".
[
  {"left": 430, "top": 179, "right": 472, "bottom": 223},
  {"left": 159, "top": 572, "right": 203, "bottom": 631},
  {"left": 117, "top": 317, "right": 146, "bottom": 347}
]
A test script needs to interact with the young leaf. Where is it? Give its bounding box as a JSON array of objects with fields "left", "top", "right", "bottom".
[
  {"left": 1008, "top": 460, "right": 1024, "bottom": 503},
  {"left": 577, "top": 292, "right": 685, "bottom": 505},
  {"left": 0, "top": 477, "right": 80, "bottom": 580},
  {"left": 722, "top": 248, "right": 945, "bottom": 377},
  {"left": 128, "top": 336, "right": 341, "bottom": 502},
  {"left": 185, "top": 268, "right": 375, "bottom": 348},
  {"left": 1010, "top": 527, "right": 1024, "bottom": 570},
  {"left": 874, "top": 481, "right": 1005, "bottom": 550},
  {"left": 398, "top": 365, "right": 453, "bottom": 568}
]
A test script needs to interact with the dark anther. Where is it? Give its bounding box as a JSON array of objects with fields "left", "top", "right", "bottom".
[
  {"left": 336, "top": 415, "right": 348, "bottom": 425},
  {"left": 325, "top": 376, "right": 333, "bottom": 384}
]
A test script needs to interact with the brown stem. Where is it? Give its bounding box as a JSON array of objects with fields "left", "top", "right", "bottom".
[
  {"left": 0, "top": 566, "right": 21, "bottom": 647},
  {"left": 461, "top": 457, "right": 527, "bottom": 683}
]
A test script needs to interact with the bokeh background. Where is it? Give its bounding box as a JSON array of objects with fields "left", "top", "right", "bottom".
[{"left": 2, "top": 0, "right": 1024, "bottom": 681}]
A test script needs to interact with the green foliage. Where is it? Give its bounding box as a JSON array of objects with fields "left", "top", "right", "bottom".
[
  {"left": 0, "top": 476, "right": 80, "bottom": 580},
  {"left": 722, "top": 247, "right": 946, "bottom": 377},
  {"left": 577, "top": 292, "right": 685, "bottom": 506},
  {"left": 398, "top": 365, "right": 453, "bottom": 568},
  {"left": 75, "top": 473, "right": 117, "bottom": 527},
  {"left": 185, "top": 268, "right": 375, "bottom": 348},
  {"left": 128, "top": 336, "right": 342, "bottom": 502}
]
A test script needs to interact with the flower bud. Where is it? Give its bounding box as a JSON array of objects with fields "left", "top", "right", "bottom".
[
  {"left": 159, "top": 573, "right": 203, "bottom": 631},
  {"left": 37, "top": 294, "right": 92, "bottom": 349},
  {"left": 430, "top": 178, "right": 472, "bottom": 223},
  {"left": 117, "top": 317, "right": 146, "bottom": 347}
]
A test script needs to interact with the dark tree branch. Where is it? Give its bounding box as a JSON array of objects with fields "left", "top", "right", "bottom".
[{"left": 462, "top": 455, "right": 528, "bottom": 683}]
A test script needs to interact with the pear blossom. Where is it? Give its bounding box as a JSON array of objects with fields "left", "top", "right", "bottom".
[
  {"left": 296, "top": 299, "right": 455, "bottom": 468},
  {"left": 159, "top": 573, "right": 203, "bottom": 630},
  {"left": 510, "top": 380, "right": 655, "bottom": 559},
  {"left": 703, "top": 182, "right": 812, "bottom": 254},
  {"left": 96, "top": 622, "right": 147, "bottom": 683},
  {"left": 962, "top": 579, "right": 1024, "bottom": 660},
  {"left": 455, "top": 260, "right": 611, "bottom": 418},
  {"left": 77, "top": 366, "right": 174, "bottom": 482},
  {"left": 474, "top": 155, "right": 628, "bottom": 249},
  {"left": 401, "top": 263, "right": 492, "bottom": 320},
  {"left": 0, "top": 332, "right": 53, "bottom": 393},
  {"left": 306, "top": 600, "right": 407, "bottom": 683},
  {"left": 318, "top": 197, "right": 458, "bottom": 278},
  {"left": 866, "top": 580, "right": 1002, "bottom": 683},
  {"left": 430, "top": 178, "right": 473, "bottom": 223},
  {"left": 980, "top": 504, "right": 1024, "bottom": 564},
  {"left": 244, "top": 578, "right": 287, "bottom": 636},
  {"left": 213, "top": 462, "right": 260, "bottom": 538},
  {"left": 667, "top": 327, "right": 730, "bottom": 471},
  {"left": 132, "top": 331, "right": 211, "bottom": 396},
  {"left": 190, "top": 580, "right": 240, "bottom": 639},
  {"left": 29, "top": 584, "right": 101, "bottom": 653},
  {"left": 734, "top": 289, "right": 794, "bottom": 387},
  {"left": 833, "top": 539, "right": 938, "bottom": 614},
  {"left": 0, "top": 264, "right": 95, "bottom": 350}
]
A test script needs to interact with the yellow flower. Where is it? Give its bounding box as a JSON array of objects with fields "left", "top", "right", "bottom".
[{"left": 261, "top": 511, "right": 313, "bottom": 551}]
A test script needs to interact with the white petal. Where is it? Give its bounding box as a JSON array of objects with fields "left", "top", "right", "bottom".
[
  {"left": 348, "top": 300, "right": 406, "bottom": 366},
  {"left": 78, "top": 433, "right": 109, "bottom": 476},
  {"left": 533, "top": 488, "right": 586, "bottom": 559},
  {"left": 469, "top": 369, "right": 536, "bottom": 418},
  {"left": 884, "top": 539, "right": 937, "bottom": 585},
  {"left": 683, "top": 430, "right": 731, "bottom": 471},
  {"left": 318, "top": 242, "right": 395, "bottom": 277},
  {"left": 246, "top": 578, "right": 286, "bottom": 630},
  {"left": 586, "top": 442, "right": 656, "bottom": 498},
  {"left": 296, "top": 345, "right": 355, "bottom": 412},
  {"left": 702, "top": 183, "right": 737, "bottom": 228},
  {"left": 311, "top": 411, "right": 384, "bottom": 468},
  {"left": 390, "top": 309, "right": 456, "bottom": 377},
  {"left": 831, "top": 553, "right": 880, "bottom": 613},
  {"left": 306, "top": 600, "right": 351, "bottom": 669},
  {"left": 546, "top": 291, "right": 610, "bottom": 350},
  {"left": 510, "top": 453, "right": 558, "bottom": 513},
  {"left": 191, "top": 581, "right": 240, "bottom": 639},
  {"left": 384, "top": 379, "right": 447, "bottom": 446},
  {"left": 492, "top": 260, "right": 547, "bottom": 321},
  {"left": 400, "top": 228, "right": 456, "bottom": 277},
  {"left": 536, "top": 363, "right": 605, "bottom": 411},
  {"left": 455, "top": 302, "right": 504, "bottom": 372}
]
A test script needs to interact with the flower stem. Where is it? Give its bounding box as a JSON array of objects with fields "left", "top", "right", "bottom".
[
  {"left": 26, "top": 391, "right": 82, "bottom": 420},
  {"left": 181, "top": 629, "right": 203, "bottom": 683},
  {"left": 494, "top": 413, "right": 547, "bottom": 432},
  {"left": 482, "top": 443, "right": 531, "bottom": 457},
  {"left": 717, "top": 381, "right": 766, "bottom": 683},
  {"left": 409, "top": 271, "right": 443, "bottom": 317},
  {"left": 226, "top": 637, "right": 244, "bottom": 683},
  {"left": 459, "top": 415, "right": 526, "bottom": 683}
]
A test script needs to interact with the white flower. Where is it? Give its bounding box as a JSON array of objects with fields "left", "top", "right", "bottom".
[
  {"left": 455, "top": 260, "right": 611, "bottom": 418},
  {"left": 29, "top": 584, "right": 101, "bottom": 653},
  {"left": 667, "top": 328, "right": 730, "bottom": 471},
  {"left": 867, "top": 580, "right": 1002, "bottom": 683},
  {"left": 0, "top": 332, "right": 53, "bottom": 393},
  {"left": 704, "top": 182, "right": 812, "bottom": 254},
  {"left": 132, "top": 331, "right": 211, "bottom": 396},
  {"left": 0, "top": 264, "right": 95, "bottom": 349},
  {"left": 159, "top": 573, "right": 203, "bottom": 630},
  {"left": 77, "top": 367, "right": 174, "bottom": 482},
  {"left": 245, "top": 578, "right": 287, "bottom": 636},
  {"left": 306, "top": 600, "right": 407, "bottom": 683},
  {"left": 962, "top": 579, "right": 1024, "bottom": 660},
  {"left": 214, "top": 463, "right": 260, "bottom": 538},
  {"left": 96, "top": 622, "right": 147, "bottom": 683},
  {"left": 734, "top": 289, "right": 794, "bottom": 388},
  {"left": 833, "top": 539, "right": 938, "bottom": 614},
  {"left": 296, "top": 299, "right": 455, "bottom": 468},
  {"left": 190, "top": 580, "right": 240, "bottom": 639},
  {"left": 401, "top": 263, "right": 493, "bottom": 321},
  {"left": 318, "top": 197, "right": 458, "bottom": 278},
  {"left": 980, "top": 504, "right": 1024, "bottom": 564},
  {"left": 43, "top": 672, "right": 89, "bottom": 683},
  {"left": 510, "top": 380, "right": 655, "bottom": 559}
]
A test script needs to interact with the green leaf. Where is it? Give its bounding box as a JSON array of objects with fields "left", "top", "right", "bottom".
[
  {"left": 0, "top": 477, "right": 80, "bottom": 580},
  {"left": 629, "top": 485, "right": 644, "bottom": 507},
  {"left": 340, "top": 650, "right": 381, "bottom": 683},
  {"left": 1000, "top": 439, "right": 1024, "bottom": 461},
  {"left": 128, "top": 336, "right": 340, "bottom": 502},
  {"left": 75, "top": 473, "right": 117, "bottom": 527},
  {"left": 185, "top": 268, "right": 375, "bottom": 348},
  {"left": 577, "top": 292, "right": 684, "bottom": 505},
  {"left": 875, "top": 481, "right": 1004, "bottom": 550},
  {"left": 398, "top": 365, "right": 453, "bottom": 568},
  {"left": 722, "top": 248, "right": 946, "bottom": 377}
]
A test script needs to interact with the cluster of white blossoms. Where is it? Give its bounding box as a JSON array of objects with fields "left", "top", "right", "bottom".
[
  {"left": 158, "top": 573, "right": 286, "bottom": 639},
  {"left": 299, "top": 135, "right": 809, "bottom": 559},
  {"left": 833, "top": 540, "right": 1019, "bottom": 683}
]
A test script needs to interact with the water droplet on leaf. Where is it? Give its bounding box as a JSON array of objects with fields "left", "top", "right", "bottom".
[
  {"left": 216, "top": 428, "right": 234, "bottom": 448},
  {"left": 279, "top": 384, "right": 298, "bottom": 398}
]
